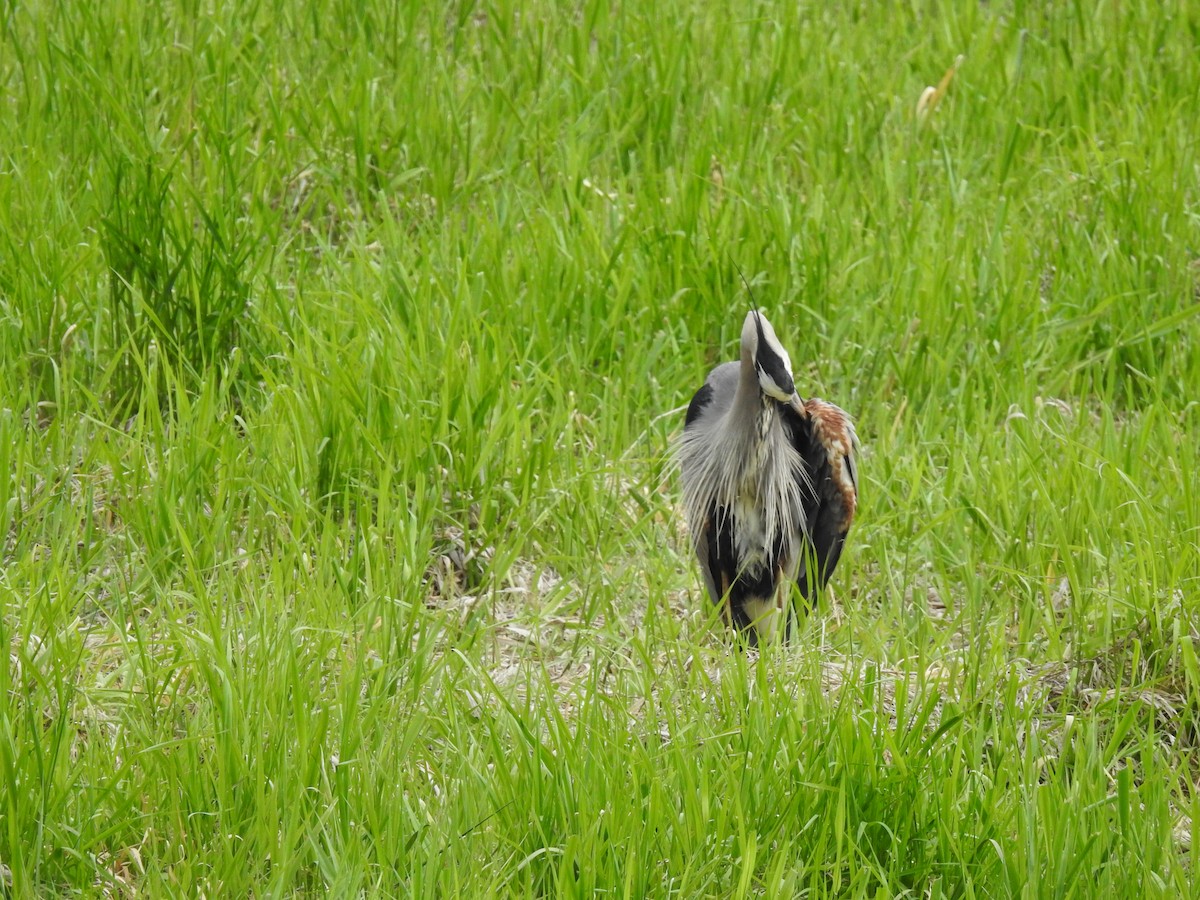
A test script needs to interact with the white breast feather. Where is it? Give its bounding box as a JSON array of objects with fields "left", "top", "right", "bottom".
[{"left": 677, "top": 401, "right": 809, "bottom": 577}]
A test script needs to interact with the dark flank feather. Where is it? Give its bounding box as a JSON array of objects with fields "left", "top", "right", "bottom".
[{"left": 780, "top": 398, "right": 858, "bottom": 609}]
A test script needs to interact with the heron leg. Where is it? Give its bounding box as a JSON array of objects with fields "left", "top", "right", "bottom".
[{"left": 741, "top": 596, "right": 782, "bottom": 644}]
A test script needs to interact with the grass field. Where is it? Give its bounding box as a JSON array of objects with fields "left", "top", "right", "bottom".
[{"left": 2, "top": 0, "right": 1199, "bottom": 895}]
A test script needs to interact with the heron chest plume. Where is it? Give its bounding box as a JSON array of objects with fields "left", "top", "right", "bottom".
[{"left": 680, "top": 399, "right": 806, "bottom": 569}]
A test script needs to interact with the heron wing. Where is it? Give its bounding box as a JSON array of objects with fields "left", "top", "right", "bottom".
[
  {"left": 685, "top": 382, "right": 714, "bottom": 428},
  {"left": 781, "top": 399, "right": 858, "bottom": 602},
  {"left": 682, "top": 364, "right": 741, "bottom": 612}
]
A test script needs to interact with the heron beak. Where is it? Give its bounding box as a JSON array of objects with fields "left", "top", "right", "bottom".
[{"left": 788, "top": 393, "right": 806, "bottom": 415}]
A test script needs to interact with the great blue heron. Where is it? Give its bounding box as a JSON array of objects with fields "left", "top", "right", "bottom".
[{"left": 677, "top": 310, "right": 858, "bottom": 644}]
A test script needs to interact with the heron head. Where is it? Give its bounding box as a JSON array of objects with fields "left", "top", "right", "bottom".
[{"left": 743, "top": 310, "right": 796, "bottom": 403}]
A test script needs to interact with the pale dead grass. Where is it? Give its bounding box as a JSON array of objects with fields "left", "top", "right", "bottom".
[{"left": 417, "top": 528, "right": 1197, "bottom": 866}]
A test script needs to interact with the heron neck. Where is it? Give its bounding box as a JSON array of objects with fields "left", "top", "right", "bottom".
[{"left": 733, "top": 354, "right": 773, "bottom": 444}]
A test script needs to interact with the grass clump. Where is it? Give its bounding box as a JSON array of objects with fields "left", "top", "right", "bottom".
[{"left": 1, "top": 0, "right": 1198, "bottom": 895}]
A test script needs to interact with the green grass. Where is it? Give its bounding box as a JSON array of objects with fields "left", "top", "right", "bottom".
[{"left": 2, "top": 0, "right": 1199, "bottom": 895}]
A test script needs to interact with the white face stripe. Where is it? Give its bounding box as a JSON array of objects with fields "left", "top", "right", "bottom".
[
  {"left": 755, "top": 313, "right": 792, "bottom": 374},
  {"left": 758, "top": 368, "right": 793, "bottom": 401},
  {"left": 752, "top": 311, "right": 795, "bottom": 401}
]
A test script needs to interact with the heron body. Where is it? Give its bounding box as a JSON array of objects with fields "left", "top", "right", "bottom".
[{"left": 677, "top": 311, "right": 858, "bottom": 644}]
